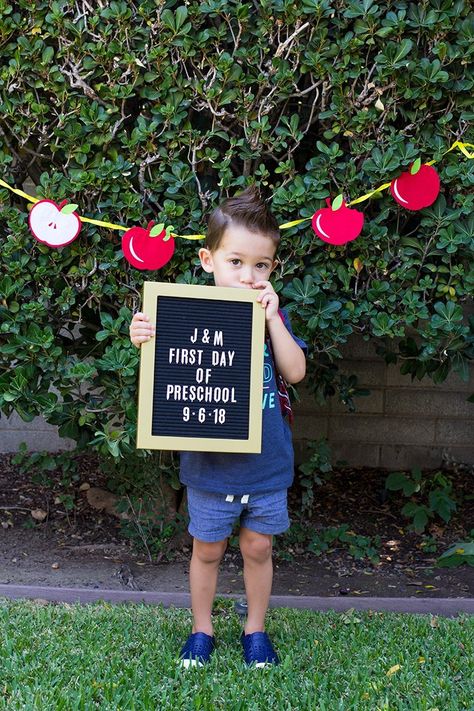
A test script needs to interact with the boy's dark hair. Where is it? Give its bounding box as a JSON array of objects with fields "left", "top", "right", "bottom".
[{"left": 206, "top": 185, "right": 280, "bottom": 252}]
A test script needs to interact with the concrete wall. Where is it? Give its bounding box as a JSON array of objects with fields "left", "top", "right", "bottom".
[
  {"left": 292, "top": 337, "right": 474, "bottom": 469},
  {"left": 1, "top": 336, "right": 473, "bottom": 469},
  {"left": 0, "top": 411, "right": 75, "bottom": 454}
]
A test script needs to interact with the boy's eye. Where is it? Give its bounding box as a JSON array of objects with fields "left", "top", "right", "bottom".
[
  {"left": 230, "top": 259, "right": 241, "bottom": 266},
  {"left": 257, "top": 263, "right": 270, "bottom": 269}
]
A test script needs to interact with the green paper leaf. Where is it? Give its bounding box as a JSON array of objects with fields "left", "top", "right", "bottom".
[
  {"left": 332, "top": 194, "right": 344, "bottom": 211},
  {"left": 150, "top": 223, "right": 165, "bottom": 237},
  {"left": 60, "top": 203, "right": 79, "bottom": 214},
  {"left": 163, "top": 225, "right": 175, "bottom": 242},
  {"left": 410, "top": 158, "right": 421, "bottom": 175}
]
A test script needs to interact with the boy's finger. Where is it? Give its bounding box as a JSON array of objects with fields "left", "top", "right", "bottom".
[
  {"left": 133, "top": 312, "right": 150, "bottom": 321},
  {"left": 132, "top": 328, "right": 154, "bottom": 336},
  {"left": 131, "top": 321, "right": 154, "bottom": 330}
]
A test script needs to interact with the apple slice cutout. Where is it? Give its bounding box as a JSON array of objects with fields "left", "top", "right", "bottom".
[
  {"left": 28, "top": 199, "right": 81, "bottom": 247},
  {"left": 122, "top": 221, "right": 175, "bottom": 270},
  {"left": 311, "top": 197, "right": 364, "bottom": 245}
]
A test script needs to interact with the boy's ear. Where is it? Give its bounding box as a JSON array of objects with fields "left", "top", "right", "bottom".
[{"left": 198, "top": 247, "right": 214, "bottom": 274}]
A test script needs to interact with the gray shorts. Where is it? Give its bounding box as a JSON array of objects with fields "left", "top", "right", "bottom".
[{"left": 187, "top": 487, "right": 290, "bottom": 543}]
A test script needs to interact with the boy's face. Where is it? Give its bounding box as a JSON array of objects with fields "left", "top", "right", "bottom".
[{"left": 199, "top": 224, "right": 277, "bottom": 289}]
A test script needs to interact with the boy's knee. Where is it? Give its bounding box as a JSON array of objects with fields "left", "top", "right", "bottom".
[
  {"left": 240, "top": 530, "right": 272, "bottom": 562},
  {"left": 193, "top": 538, "right": 227, "bottom": 565}
]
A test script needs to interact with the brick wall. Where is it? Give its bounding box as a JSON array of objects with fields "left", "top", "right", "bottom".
[{"left": 1, "top": 336, "right": 473, "bottom": 469}]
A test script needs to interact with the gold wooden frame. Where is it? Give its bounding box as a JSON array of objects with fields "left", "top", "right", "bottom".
[{"left": 137, "top": 282, "right": 265, "bottom": 452}]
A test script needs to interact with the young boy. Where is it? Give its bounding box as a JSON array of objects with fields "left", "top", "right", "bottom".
[{"left": 130, "top": 186, "right": 307, "bottom": 668}]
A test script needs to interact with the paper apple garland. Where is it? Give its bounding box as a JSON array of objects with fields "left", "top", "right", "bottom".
[
  {"left": 390, "top": 160, "right": 440, "bottom": 210},
  {"left": 311, "top": 195, "right": 364, "bottom": 245},
  {"left": 311, "top": 160, "right": 441, "bottom": 247},
  {"left": 121, "top": 221, "right": 175, "bottom": 270},
  {"left": 9, "top": 139, "right": 471, "bottom": 258},
  {"left": 28, "top": 199, "right": 81, "bottom": 247}
]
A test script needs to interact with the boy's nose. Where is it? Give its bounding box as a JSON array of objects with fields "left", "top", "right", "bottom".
[{"left": 240, "top": 267, "right": 254, "bottom": 286}]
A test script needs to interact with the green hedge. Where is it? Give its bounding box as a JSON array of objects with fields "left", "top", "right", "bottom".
[{"left": 0, "top": 1, "right": 473, "bottom": 477}]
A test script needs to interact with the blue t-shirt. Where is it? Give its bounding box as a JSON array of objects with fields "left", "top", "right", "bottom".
[{"left": 179, "top": 309, "right": 307, "bottom": 495}]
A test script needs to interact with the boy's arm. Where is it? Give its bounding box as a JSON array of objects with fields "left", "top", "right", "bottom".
[
  {"left": 254, "top": 279, "right": 306, "bottom": 383},
  {"left": 266, "top": 315, "right": 306, "bottom": 384},
  {"left": 129, "top": 312, "right": 155, "bottom": 347}
]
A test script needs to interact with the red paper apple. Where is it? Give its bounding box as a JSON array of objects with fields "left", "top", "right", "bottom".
[
  {"left": 28, "top": 199, "right": 81, "bottom": 248},
  {"left": 311, "top": 196, "right": 364, "bottom": 246},
  {"left": 121, "top": 221, "right": 175, "bottom": 270},
  {"left": 390, "top": 162, "right": 440, "bottom": 210}
]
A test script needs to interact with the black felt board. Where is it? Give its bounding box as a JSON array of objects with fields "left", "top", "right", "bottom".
[{"left": 151, "top": 295, "right": 252, "bottom": 439}]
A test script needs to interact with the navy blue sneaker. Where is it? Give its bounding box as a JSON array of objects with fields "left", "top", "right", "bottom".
[
  {"left": 179, "top": 632, "right": 215, "bottom": 668},
  {"left": 241, "top": 631, "right": 279, "bottom": 668}
]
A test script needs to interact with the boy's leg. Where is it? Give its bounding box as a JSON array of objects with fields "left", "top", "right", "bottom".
[
  {"left": 239, "top": 527, "right": 273, "bottom": 634},
  {"left": 189, "top": 536, "right": 227, "bottom": 636}
]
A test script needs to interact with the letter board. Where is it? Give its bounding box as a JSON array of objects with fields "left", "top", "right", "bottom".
[{"left": 137, "top": 282, "right": 265, "bottom": 452}]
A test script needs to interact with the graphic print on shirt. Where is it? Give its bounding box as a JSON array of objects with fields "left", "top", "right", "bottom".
[{"left": 262, "top": 343, "right": 276, "bottom": 410}]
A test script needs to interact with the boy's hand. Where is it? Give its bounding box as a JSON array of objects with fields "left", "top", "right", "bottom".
[
  {"left": 253, "top": 281, "right": 279, "bottom": 322},
  {"left": 129, "top": 312, "right": 155, "bottom": 347}
]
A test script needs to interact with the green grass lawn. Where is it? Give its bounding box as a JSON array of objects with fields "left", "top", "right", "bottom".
[{"left": 0, "top": 599, "right": 472, "bottom": 710}]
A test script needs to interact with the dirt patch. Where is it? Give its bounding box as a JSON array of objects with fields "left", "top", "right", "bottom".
[{"left": 0, "top": 454, "right": 472, "bottom": 599}]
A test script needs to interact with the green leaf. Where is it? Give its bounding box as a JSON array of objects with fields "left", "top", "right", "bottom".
[
  {"left": 431, "top": 301, "right": 463, "bottom": 329},
  {"left": 99, "top": 312, "right": 114, "bottom": 329},
  {"left": 175, "top": 6, "right": 188, "bottom": 30},
  {"left": 60, "top": 203, "right": 79, "bottom": 214},
  {"left": 385, "top": 471, "right": 408, "bottom": 491},
  {"left": 407, "top": 506, "right": 429, "bottom": 533},
  {"left": 282, "top": 276, "right": 320, "bottom": 304},
  {"left": 150, "top": 223, "right": 165, "bottom": 236},
  {"left": 161, "top": 9, "right": 176, "bottom": 31},
  {"left": 376, "top": 39, "right": 413, "bottom": 69},
  {"left": 95, "top": 330, "right": 110, "bottom": 342},
  {"left": 332, "top": 194, "right": 344, "bottom": 211},
  {"left": 42, "top": 46, "right": 55, "bottom": 64},
  {"left": 437, "top": 541, "right": 474, "bottom": 568},
  {"left": 410, "top": 158, "right": 421, "bottom": 175}
]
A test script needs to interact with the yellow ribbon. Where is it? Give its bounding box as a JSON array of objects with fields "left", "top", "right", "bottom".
[
  {"left": 0, "top": 178, "right": 40, "bottom": 204},
  {"left": 279, "top": 217, "right": 311, "bottom": 229},
  {"left": 1, "top": 141, "right": 472, "bottom": 237},
  {"left": 346, "top": 141, "right": 474, "bottom": 208},
  {"left": 348, "top": 182, "right": 392, "bottom": 206},
  {"left": 443, "top": 140, "right": 474, "bottom": 159}
]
